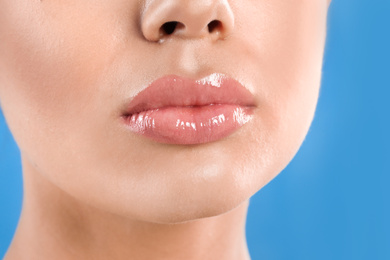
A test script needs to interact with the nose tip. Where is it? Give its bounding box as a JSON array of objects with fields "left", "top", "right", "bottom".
[{"left": 141, "top": 0, "right": 235, "bottom": 42}]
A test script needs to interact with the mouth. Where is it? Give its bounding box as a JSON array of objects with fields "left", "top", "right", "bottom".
[{"left": 121, "top": 73, "right": 256, "bottom": 145}]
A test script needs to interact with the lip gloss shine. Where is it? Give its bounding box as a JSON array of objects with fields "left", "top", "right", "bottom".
[{"left": 122, "top": 73, "right": 255, "bottom": 145}]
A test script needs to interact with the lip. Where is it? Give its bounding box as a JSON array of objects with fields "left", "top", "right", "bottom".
[{"left": 121, "top": 73, "right": 256, "bottom": 145}]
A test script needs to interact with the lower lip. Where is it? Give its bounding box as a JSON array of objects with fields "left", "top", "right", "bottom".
[{"left": 122, "top": 104, "right": 253, "bottom": 145}]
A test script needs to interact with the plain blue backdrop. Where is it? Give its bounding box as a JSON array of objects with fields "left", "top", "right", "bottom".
[{"left": 1, "top": 0, "right": 389, "bottom": 259}]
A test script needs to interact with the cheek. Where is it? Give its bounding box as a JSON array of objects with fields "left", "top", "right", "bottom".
[
  {"left": 0, "top": 2, "right": 127, "bottom": 156},
  {"left": 232, "top": 1, "right": 327, "bottom": 196},
  {"left": 234, "top": 0, "right": 326, "bottom": 155}
]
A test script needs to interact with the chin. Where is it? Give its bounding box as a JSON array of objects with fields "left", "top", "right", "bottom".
[
  {"left": 123, "top": 176, "right": 258, "bottom": 224},
  {"left": 141, "top": 196, "right": 249, "bottom": 224}
]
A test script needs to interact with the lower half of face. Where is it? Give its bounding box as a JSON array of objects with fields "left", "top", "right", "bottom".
[{"left": 0, "top": 0, "right": 328, "bottom": 223}]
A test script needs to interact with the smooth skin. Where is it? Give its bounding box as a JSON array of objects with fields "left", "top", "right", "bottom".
[{"left": 0, "top": 0, "right": 330, "bottom": 259}]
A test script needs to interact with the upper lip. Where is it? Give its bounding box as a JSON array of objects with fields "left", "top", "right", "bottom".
[{"left": 123, "top": 73, "right": 256, "bottom": 116}]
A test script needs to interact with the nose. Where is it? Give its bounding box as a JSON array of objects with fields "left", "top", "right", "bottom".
[{"left": 141, "top": 0, "right": 235, "bottom": 42}]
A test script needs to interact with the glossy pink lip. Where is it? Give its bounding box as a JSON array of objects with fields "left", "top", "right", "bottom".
[{"left": 122, "top": 73, "right": 256, "bottom": 145}]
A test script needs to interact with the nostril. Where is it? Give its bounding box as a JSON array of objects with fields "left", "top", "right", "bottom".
[
  {"left": 160, "top": 21, "right": 185, "bottom": 36},
  {"left": 207, "top": 20, "right": 222, "bottom": 33},
  {"left": 161, "top": 21, "right": 178, "bottom": 35},
  {"left": 158, "top": 20, "right": 225, "bottom": 39}
]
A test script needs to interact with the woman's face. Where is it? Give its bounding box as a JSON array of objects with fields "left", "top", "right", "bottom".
[{"left": 0, "top": 0, "right": 329, "bottom": 223}]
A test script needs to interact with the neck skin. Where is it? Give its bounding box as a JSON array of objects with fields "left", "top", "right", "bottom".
[{"left": 5, "top": 157, "right": 251, "bottom": 260}]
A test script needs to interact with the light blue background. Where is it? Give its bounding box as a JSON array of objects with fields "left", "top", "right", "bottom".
[{"left": 1, "top": 0, "right": 389, "bottom": 259}]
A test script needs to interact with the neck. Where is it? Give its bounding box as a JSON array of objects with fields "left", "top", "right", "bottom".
[{"left": 5, "top": 157, "right": 251, "bottom": 260}]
